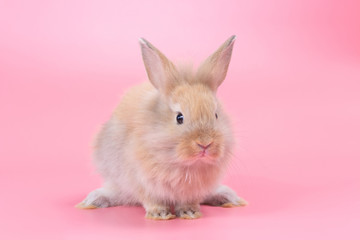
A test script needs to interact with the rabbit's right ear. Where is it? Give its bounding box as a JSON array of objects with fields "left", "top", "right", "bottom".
[
  {"left": 196, "top": 35, "right": 236, "bottom": 92},
  {"left": 139, "top": 38, "right": 178, "bottom": 94}
]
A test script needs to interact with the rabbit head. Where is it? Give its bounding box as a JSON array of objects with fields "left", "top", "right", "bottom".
[{"left": 139, "top": 36, "right": 236, "bottom": 166}]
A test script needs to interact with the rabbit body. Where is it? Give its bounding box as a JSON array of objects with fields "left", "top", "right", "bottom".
[{"left": 77, "top": 36, "right": 247, "bottom": 219}]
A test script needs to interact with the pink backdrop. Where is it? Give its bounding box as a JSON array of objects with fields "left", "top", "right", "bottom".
[{"left": 1, "top": 0, "right": 359, "bottom": 239}]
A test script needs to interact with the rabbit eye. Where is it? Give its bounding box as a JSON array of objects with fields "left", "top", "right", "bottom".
[
  {"left": 176, "top": 113, "right": 184, "bottom": 124},
  {"left": 215, "top": 113, "right": 218, "bottom": 119}
]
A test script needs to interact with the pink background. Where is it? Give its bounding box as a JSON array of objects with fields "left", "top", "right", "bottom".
[{"left": 1, "top": 0, "right": 359, "bottom": 239}]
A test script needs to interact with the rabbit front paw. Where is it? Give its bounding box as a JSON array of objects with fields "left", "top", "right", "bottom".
[
  {"left": 175, "top": 203, "right": 202, "bottom": 219},
  {"left": 144, "top": 204, "right": 176, "bottom": 220}
]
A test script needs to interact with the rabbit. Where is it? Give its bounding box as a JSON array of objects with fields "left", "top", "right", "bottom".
[{"left": 76, "top": 35, "right": 247, "bottom": 220}]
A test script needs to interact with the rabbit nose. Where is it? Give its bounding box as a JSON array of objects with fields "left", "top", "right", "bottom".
[{"left": 197, "top": 142, "right": 213, "bottom": 150}]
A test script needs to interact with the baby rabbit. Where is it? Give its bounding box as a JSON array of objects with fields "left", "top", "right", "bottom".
[{"left": 76, "top": 35, "right": 247, "bottom": 220}]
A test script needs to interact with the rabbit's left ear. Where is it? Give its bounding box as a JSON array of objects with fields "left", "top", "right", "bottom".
[
  {"left": 197, "top": 35, "right": 236, "bottom": 92},
  {"left": 139, "top": 38, "right": 178, "bottom": 95}
]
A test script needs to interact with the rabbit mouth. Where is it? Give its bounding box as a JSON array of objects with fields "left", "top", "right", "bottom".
[
  {"left": 176, "top": 139, "right": 222, "bottom": 165},
  {"left": 194, "top": 149, "right": 218, "bottom": 164},
  {"left": 181, "top": 151, "right": 217, "bottom": 166},
  {"left": 198, "top": 149, "right": 209, "bottom": 158}
]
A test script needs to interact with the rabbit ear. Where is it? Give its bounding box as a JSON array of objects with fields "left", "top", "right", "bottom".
[
  {"left": 197, "top": 35, "right": 236, "bottom": 92},
  {"left": 139, "top": 38, "right": 178, "bottom": 94}
]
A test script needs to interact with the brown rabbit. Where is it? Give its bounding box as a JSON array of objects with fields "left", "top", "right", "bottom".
[{"left": 76, "top": 36, "right": 247, "bottom": 220}]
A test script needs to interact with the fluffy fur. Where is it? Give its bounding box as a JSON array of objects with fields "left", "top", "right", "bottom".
[{"left": 76, "top": 36, "right": 247, "bottom": 220}]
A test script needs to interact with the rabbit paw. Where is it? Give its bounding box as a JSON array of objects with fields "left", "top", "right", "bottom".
[
  {"left": 144, "top": 205, "right": 176, "bottom": 220},
  {"left": 175, "top": 204, "right": 202, "bottom": 219},
  {"left": 202, "top": 185, "right": 248, "bottom": 208},
  {"left": 143, "top": 202, "right": 175, "bottom": 220},
  {"left": 76, "top": 187, "right": 117, "bottom": 209}
]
